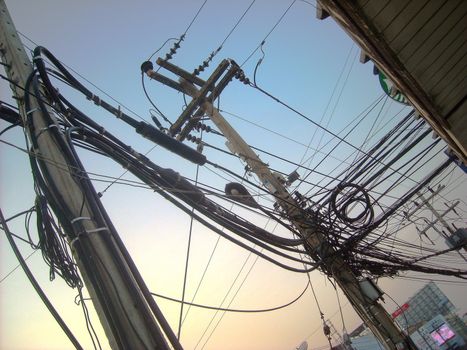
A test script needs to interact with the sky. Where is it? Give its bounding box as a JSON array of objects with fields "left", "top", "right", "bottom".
[{"left": 1, "top": 1, "right": 466, "bottom": 350}]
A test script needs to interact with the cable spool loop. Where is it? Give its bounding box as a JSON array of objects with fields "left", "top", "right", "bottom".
[{"left": 329, "top": 183, "right": 374, "bottom": 229}]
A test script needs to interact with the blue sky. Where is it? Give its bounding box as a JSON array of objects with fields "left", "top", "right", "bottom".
[{"left": 1, "top": 1, "right": 466, "bottom": 349}]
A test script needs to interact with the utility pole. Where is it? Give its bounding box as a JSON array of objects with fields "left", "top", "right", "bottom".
[
  {"left": 416, "top": 192, "right": 457, "bottom": 236},
  {"left": 0, "top": 2, "right": 179, "bottom": 349},
  {"left": 142, "top": 58, "right": 417, "bottom": 350},
  {"left": 410, "top": 188, "right": 466, "bottom": 260}
]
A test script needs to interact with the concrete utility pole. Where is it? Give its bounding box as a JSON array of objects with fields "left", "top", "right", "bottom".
[
  {"left": 416, "top": 191, "right": 457, "bottom": 236},
  {"left": 143, "top": 59, "right": 417, "bottom": 350},
  {"left": 0, "top": 2, "right": 178, "bottom": 349},
  {"left": 411, "top": 188, "right": 466, "bottom": 260}
]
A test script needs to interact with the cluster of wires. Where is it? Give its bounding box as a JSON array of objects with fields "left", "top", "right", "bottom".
[
  {"left": 3, "top": 46, "right": 466, "bottom": 324},
  {"left": 1, "top": 103, "right": 81, "bottom": 288},
  {"left": 189, "top": 67, "right": 466, "bottom": 281},
  {"left": 35, "top": 195, "right": 82, "bottom": 287},
  {"left": 4, "top": 46, "right": 323, "bottom": 276},
  {"left": 255, "top": 104, "right": 466, "bottom": 280},
  {"left": 141, "top": 51, "right": 467, "bottom": 282}
]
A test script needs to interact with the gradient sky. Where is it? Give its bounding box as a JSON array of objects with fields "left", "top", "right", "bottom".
[{"left": 1, "top": 1, "right": 466, "bottom": 350}]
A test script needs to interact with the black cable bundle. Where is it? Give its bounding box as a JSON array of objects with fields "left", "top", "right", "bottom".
[{"left": 36, "top": 195, "right": 82, "bottom": 288}]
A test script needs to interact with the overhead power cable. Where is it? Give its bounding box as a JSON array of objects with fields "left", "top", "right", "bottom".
[
  {"left": 0, "top": 208, "right": 84, "bottom": 350},
  {"left": 9, "top": 44, "right": 464, "bottom": 298},
  {"left": 151, "top": 279, "right": 309, "bottom": 313},
  {"left": 18, "top": 32, "right": 150, "bottom": 123},
  {"left": 23, "top": 47, "right": 317, "bottom": 273},
  {"left": 0, "top": 250, "right": 37, "bottom": 284},
  {"left": 183, "top": 0, "right": 209, "bottom": 36},
  {"left": 296, "top": 45, "right": 357, "bottom": 173},
  {"left": 193, "top": 0, "right": 257, "bottom": 75},
  {"left": 177, "top": 163, "right": 201, "bottom": 340},
  {"left": 241, "top": 0, "right": 297, "bottom": 66}
]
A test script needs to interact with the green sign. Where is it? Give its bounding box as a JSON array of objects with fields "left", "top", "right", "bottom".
[{"left": 378, "top": 71, "right": 410, "bottom": 105}]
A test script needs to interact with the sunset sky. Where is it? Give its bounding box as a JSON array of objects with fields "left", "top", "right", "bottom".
[{"left": 1, "top": 1, "right": 466, "bottom": 349}]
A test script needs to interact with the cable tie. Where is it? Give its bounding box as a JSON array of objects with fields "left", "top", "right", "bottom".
[
  {"left": 32, "top": 55, "right": 42, "bottom": 62},
  {"left": 70, "top": 227, "right": 109, "bottom": 247},
  {"left": 26, "top": 107, "right": 39, "bottom": 115},
  {"left": 42, "top": 124, "right": 58, "bottom": 131},
  {"left": 69, "top": 236, "right": 79, "bottom": 247},
  {"left": 68, "top": 237, "right": 78, "bottom": 248},
  {"left": 71, "top": 216, "right": 92, "bottom": 224},
  {"left": 36, "top": 124, "right": 58, "bottom": 137},
  {"left": 86, "top": 227, "right": 109, "bottom": 234}
]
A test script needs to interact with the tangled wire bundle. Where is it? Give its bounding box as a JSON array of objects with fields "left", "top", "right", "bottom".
[{"left": 329, "top": 183, "right": 374, "bottom": 230}]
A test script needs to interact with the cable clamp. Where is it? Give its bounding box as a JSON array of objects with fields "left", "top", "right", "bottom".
[
  {"left": 70, "top": 226, "right": 109, "bottom": 247},
  {"left": 36, "top": 124, "right": 58, "bottom": 138},
  {"left": 117, "top": 105, "right": 122, "bottom": 119},
  {"left": 93, "top": 95, "right": 101, "bottom": 106},
  {"left": 87, "top": 93, "right": 101, "bottom": 106},
  {"left": 86, "top": 227, "right": 109, "bottom": 234},
  {"left": 40, "top": 124, "right": 58, "bottom": 131},
  {"left": 26, "top": 108, "right": 39, "bottom": 115},
  {"left": 71, "top": 216, "right": 92, "bottom": 224}
]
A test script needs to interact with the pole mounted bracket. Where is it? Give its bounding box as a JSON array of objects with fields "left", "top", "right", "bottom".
[{"left": 143, "top": 56, "right": 241, "bottom": 141}]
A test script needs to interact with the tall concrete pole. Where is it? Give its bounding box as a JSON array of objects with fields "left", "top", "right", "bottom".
[{"left": 0, "top": 2, "right": 178, "bottom": 349}]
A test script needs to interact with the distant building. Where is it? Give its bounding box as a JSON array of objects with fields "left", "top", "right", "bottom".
[
  {"left": 410, "top": 314, "right": 465, "bottom": 350},
  {"left": 392, "top": 281, "right": 467, "bottom": 345},
  {"left": 349, "top": 326, "right": 385, "bottom": 350},
  {"left": 393, "top": 282, "right": 454, "bottom": 330},
  {"left": 349, "top": 282, "right": 467, "bottom": 350}
]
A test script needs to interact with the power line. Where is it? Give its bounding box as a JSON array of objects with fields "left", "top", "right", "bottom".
[
  {"left": 177, "top": 163, "right": 200, "bottom": 340},
  {"left": 18, "top": 31, "right": 150, "bottom": 123},
  {"left": 219, "top": 108, "right": 354, "bottom": 164},
  {"left": 0, "top": 249, "right": 37, "bottom": 284},
  {"left": 201, "top": 223, "right": 286, "bottom": 349},
  {"left": 189, "top": 0, "right": 257, "bottom": 75},
  {"left": 194, "top": 249, "right": 255, "bottom": 350},
  {"left": 183, "top": 0, "right": 209, "bottom": 36},
  {"left": 241, "top": 0, "right": 298, "bottom": 66},
  {"left": 1, "top": 64, "right": 462, "bottom": 278},
  {"left": 297, "top": 45, "right": 357, "bottom": 171},
  {"left": 151, "top": 279, "right": 309, "bottom": 313},
  {"left": 218, "top": 0, "right": 256, "bottom": 50},
  {"left": 0, "top": 208, "right": 84, "bottom": 350}
]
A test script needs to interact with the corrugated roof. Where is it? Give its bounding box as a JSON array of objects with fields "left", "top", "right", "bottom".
[{"left": 317, "top": 0, "right": 467, "bottom": 164}]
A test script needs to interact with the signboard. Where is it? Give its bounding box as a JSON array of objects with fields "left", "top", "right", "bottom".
[
  {"left": 391, "top": 303, "right": 409, "bottom": 318},
  {"left": 430, "top": 324, "right": 455, "bottom": 346},
  {"left": 378, "top": 71, "right": 410, "bottom": 105}
]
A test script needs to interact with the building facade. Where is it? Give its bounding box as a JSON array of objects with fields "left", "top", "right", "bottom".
[{"left": 392, "top": 282, "right": 467, "bottom": 349}]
